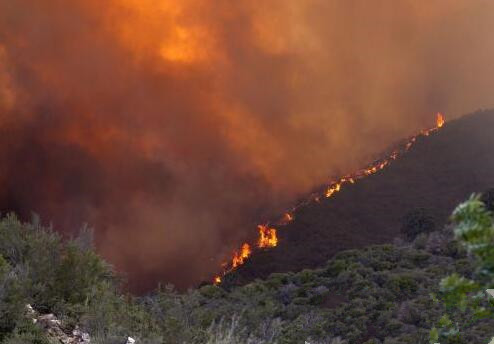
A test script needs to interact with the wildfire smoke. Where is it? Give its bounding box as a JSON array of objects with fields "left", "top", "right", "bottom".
[{"left": 0, "top": 0, "right": 493, "bottom": 291}]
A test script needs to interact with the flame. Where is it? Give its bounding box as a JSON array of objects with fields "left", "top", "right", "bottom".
[
  {"left": 258, "top": 225, "right": 278, "bottom": 248},
  {"left": 232, "top": 243, "right": 251, "bottom": 268},
  {"left": 325, "top": 183, "right": 341, "bottom": 198},
  {"left": 437, "top": 112, "right": 445, "bottom": 128},
  {"left": 212, "top": 113, "right": 446, "bottom": 284}
]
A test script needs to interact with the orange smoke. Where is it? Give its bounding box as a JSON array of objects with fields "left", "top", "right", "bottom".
[{"left": 1, "top": 0, "right": 493, "bottom": 291}]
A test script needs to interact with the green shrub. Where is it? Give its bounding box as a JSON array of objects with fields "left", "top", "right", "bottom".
[
  {"left": 325, "top": 259, "right": 347, "bottom": 277},
  {"left": 1, "top": 196, "right": 492, "bottom": 344},
  {"left": 199, "top": 285, "right": 226, "bottom": 299},
  {"left": 2, "top": 318, "right": 51, "bottom": 344},
  {"left": 266, "top": 272, "right": 290, "bottom": 289},
  {"left": 431, "top": 194, "right": 494, "bottom": 344}
]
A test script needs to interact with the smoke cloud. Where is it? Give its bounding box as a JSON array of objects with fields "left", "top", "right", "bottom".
[{"left": 0, "top": 0, "right": 493, "bottom": 291}]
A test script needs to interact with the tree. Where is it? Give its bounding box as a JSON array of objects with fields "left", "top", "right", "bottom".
[{"left": 430, "top": 194, "right": 494, "bottom": 344}]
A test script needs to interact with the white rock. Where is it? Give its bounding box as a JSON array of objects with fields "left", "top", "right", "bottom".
[{"left": 25, "top": 304, "right": 35, "bottom": 315}]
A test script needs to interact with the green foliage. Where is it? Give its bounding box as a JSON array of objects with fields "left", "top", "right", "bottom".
[
  {"left": 0, "top": 214, "right": 160, "bottom": 342},
  {"left": 1, "top": 196, "right": 493, "bottom": 343},
  {"left": 52, "top": 244, "right": 114, "bottom": 306},
  {"left": 2, "top": 317, "right": 51, "bottom": 344},
  {"left": 199, "top": 284, "right": 226, "bottom": 299},
  {"left": 431, "top": 194, "right": 494, "bottom": 343},
  {"left": 452, "top": 195, "right": 494, "bottom": 276}
]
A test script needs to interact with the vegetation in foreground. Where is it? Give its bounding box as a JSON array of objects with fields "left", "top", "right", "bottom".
[
  {"left": 431, "top": 192, "right": 494, "bottom": 343},
  {"left": 1, "top": 192, "right": 494, "bottom": 343}
]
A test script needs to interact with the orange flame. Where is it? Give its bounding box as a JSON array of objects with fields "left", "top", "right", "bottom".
[
  {"left": 437, "top": 112, "right": 445, "bottom": 128},
  {"left": 258, "top": 225, "right": 278, "bottom": 248},
  {"left": 212, "top": 113, "right": 446, "bottom": 284},
  {"left": 325, "top": 183, "right": 341, "bottom": 198},
  {"left": 232, "top": 243, "right": 251, "bottom": 268}
]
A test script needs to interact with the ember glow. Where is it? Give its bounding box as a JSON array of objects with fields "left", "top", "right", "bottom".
[
  {"left": 214, "top": 113, "right": 446, "bottom": 284},
  {"left": 281, "top": 212, "right": 294, "bottom": 224}
]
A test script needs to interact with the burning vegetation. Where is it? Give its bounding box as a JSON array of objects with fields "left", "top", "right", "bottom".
[{"left": 214, "top": 113, "right": 446, "bottom": 284}]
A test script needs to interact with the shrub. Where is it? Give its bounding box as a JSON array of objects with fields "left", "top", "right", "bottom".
[
  {"left": 430, "top": 194, "right": 494, "bottom": 344},
  {"left": 401, "top": 208, "right": 437, "bottom": 241},
  {"left": 199, "top": 285, "right": 226, "bottom": 299},
  {"left": 2, "top": 198, "right": 492, "bottom": 344}
]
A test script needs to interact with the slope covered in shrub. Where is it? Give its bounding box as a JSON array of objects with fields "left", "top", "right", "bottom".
[
  {"left": 0, "top": 214, "right": 158, "bottom": 343},
  {"left": 1, "top": 193, "right": 494, "bottom": 343}
]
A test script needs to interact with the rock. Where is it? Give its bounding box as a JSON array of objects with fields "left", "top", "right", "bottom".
[
  {"left": 25, "top": 304, "right": 36, "bottom": 315},
  {"left": 38, "top": 313, "right": 62, "bottom": 327},
  {"left": 25, "top": 304, "right": 37, "bottom": 323},
  {"left": 25, "top": 304, "right": 91, "bottom": 343}
]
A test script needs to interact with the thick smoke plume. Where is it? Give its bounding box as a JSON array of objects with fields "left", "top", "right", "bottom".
[{"left": 0, "top": 0, "right": 493, "bottom": 291}]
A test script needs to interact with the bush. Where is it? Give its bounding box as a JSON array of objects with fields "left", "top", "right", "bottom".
[
  {"left": 431, "top": 194, "right": 494, "bottom": 344},
  {"left": 401, "top": 208, "right": 437, "bottom": 241},
  {"left": 0, "top": 214, "right": 135, "bottom": 341},
  {"left": 1, "top": 198, "right": 491, "bottom": 344}
]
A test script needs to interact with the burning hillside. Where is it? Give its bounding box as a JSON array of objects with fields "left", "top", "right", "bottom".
[
  {"left": 0, "top": 1, "right": 494, "bottom": 291},
  {"left": 225, "top": 110, "right": 494, "bottom": 286},
  {"left": 214, "top": 113, "right": 445, "bottom": 283}
]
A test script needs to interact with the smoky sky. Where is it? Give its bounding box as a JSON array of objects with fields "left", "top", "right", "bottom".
[{"left": 0, "top": 0, "right": 493, "bottom": 291}]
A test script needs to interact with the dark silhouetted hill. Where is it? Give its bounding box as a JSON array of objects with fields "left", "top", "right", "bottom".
[{"left": 226, "top": 109, "right": 494, "bottom": 285}]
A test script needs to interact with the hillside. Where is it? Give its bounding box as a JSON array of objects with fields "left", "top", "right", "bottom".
[
  {"left": 1, "top": 110, "right": 494, "bottom": 343},
  {"left": 1, "top": 200, "right": 493, "bottom": 344},
  {"left": 227, "top": 109, "right": 494, "bottom": 285}
]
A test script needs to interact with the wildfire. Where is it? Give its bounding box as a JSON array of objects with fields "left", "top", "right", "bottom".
[
  {"left": 232, "top": 243, "right": 251, "bottom": 268},
  {"left": 258, "top": 225, "right": 278, "bottom": 248},
  {"left": 212, "top": 226, "right": 277, "bottom": 284},
  {"left": 213, "top": 113, "right": 446, "bottom": 285},
  {"left": 437, "top": 112, "right": 445, "bottom": 128},
  {"left": 325, "top": 183, "right": 341, "bottom": 198}
]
